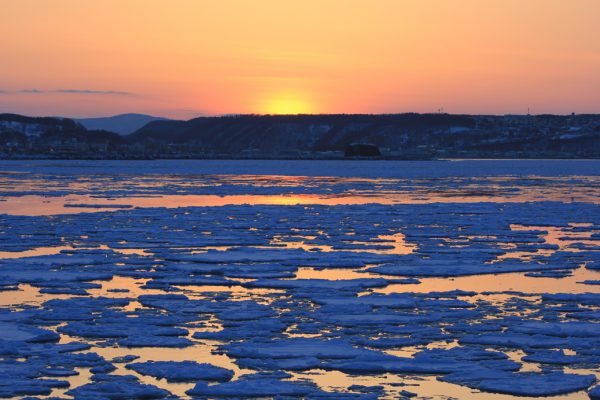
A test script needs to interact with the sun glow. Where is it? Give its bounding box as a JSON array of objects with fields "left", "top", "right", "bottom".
[
  {"left": 2, "top": 1, "right": 600, "bottom": 117},
  {"left": 263, "top": 95, "right": 313, "bottom": 115}
]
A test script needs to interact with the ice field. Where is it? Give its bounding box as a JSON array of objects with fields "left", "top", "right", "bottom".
[{"left": 0, "top": 159, "right": 599, "bottom": 399}]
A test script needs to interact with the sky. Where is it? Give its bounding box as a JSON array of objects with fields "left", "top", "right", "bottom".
[{"left": 1, "top": 0, "right": 599, "bottom": 119}]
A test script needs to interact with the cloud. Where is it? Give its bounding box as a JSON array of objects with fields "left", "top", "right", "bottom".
[
  {"left": 56, "top": 89, "right": 133, "bottom": 96},
  {"left": 19, "top": 89, "right": 44, "bottom": 94},
  {"left": 11, "top": 88, "right": 134, "bottom": 96}
]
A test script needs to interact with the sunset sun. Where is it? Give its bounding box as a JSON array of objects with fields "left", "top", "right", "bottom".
[{"left": 263, "top": 95, "right": 313, "bottom": 115}]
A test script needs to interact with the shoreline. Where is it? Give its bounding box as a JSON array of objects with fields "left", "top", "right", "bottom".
[{"left": 2, "top": 156, "right": 600, "bottom": 161}]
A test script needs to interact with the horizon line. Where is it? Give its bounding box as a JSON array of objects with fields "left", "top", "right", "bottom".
[{"left": 2, "top": 110, "right": 598, "bottom": 121}]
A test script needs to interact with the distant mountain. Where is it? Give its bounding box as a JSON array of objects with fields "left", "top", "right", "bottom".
[{"left": 76, "top": 113, "right": 170, "bottom": 135}]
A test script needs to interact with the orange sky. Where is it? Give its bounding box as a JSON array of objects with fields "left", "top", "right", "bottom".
[{"left": 1, "top": 0, "right": 599, "bottom": 118}]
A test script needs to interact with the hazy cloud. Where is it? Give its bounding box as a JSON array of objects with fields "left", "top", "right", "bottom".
[
  {"left": 56, "top": 89, "right": 133, "bottom": 96},
  {"left": 19, "top": 89, "right": 44, "bottom": 94},
  {"left": 10, "top": 88, "right": 134, "bottom": 96}
]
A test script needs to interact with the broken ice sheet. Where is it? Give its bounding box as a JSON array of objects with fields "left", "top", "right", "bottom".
[{"left": 0, "top": 159, "right": 599, "bottom": 399}]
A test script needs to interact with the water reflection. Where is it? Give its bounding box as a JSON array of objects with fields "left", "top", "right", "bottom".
[
  {"left": 2, "top": 182, "right": 600, "bottom": 216},
  {"left": 271, "top": 232, "right": 416, "bottom": 255},
  {"left": 0, "top": 245, "right": 75, "bottom": 259},
  {"left": 373, "top": 267, "right": 600, "bottom": 295},
  {"left": 289, "top": 370, "right": 592, "bottom": 400}
]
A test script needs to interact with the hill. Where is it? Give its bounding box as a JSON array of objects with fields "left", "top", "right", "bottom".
[
  {"left": 76, "top": 113, "right": 170, "bottom": 135},
  {"left": 130, "top": 113, "right": 600, "bottom": 158},
  {"left": 0, "top": 113, "right": 126, "bottom": 157},
  {"left": 129, "top": 113, "right": 475, "bottom": 156}
]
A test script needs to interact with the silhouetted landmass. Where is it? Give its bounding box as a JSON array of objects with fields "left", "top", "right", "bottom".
[
  {"left": 1, "top": 112, "right": 600, "bottom": 159},
  {"left": 0, "top": 113, "right": 126, "bottom": 156},
  {"left": 344, "top": 143, "right": 382, "bottom": 158},
  {"left": 76, "top": 113, "right": 170, "bottom": 135}
]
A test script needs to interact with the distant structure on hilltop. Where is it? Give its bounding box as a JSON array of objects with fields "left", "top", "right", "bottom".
[
  {"left": 1, "top": 112, "right": 599, "bottom": 159},
  {"left": 344, "top": 143, "right": 381, "bottom": 158}
]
